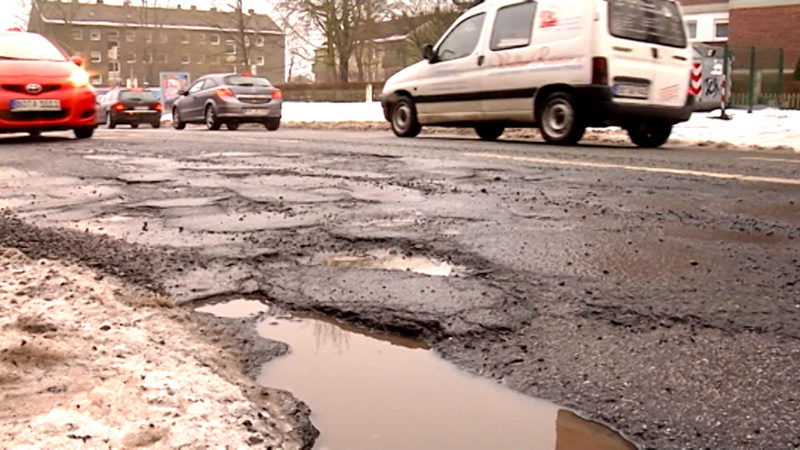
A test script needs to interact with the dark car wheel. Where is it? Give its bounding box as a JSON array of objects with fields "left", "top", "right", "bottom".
[
  {"left": 475, "top": 125, "right": 505, "bottom": 141},
  {"left": 226, "top": 121, "right": 239, "bottom": 131},
  {"left": 107, "top": 112, "right": 116, "bottom": 129},
  {"left": 538, "top": 91, "right": 585, "bottom": 145},
  {"left": 391, "top": 96, "right": 422, "bottom": 138},
  {"left": 28, "top": 131, "right": 41, "bottom": 138},
  {"left": 627, "top": 122, "right": 673, "bottom": 148},
  {"left": 74, "top": 127, "right": 94, "bottom": 139},
  {"left": 205, "top": 105, "right": 221, "bottom": 130},
  {"left": 264, "top": 118, "right": 280, "bottom": 131},
  {"left": 130, "top": 123, "right": 139, "bottom": 129},
  {"left": 151, "top": 121, "right": 161, "bottom": 129},
  {"left": 172, "top": 107, "right": 186, "bottom": 130}
]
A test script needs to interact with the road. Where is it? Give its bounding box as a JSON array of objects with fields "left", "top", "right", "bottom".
[{"left": 1, "top": 127, "right": 799, "bottom": 449}]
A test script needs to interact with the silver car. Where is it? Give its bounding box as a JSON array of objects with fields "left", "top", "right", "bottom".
[{"left": 172, "top": 73, "right": 282, "bottom": 131}]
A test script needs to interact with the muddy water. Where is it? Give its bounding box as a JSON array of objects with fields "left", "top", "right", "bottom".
[
  {"left": 319, "top": 249, "right": 457, "bottom": 277},
  {"left": 251, "top": 314, "right": 636, "bottom": 450}
]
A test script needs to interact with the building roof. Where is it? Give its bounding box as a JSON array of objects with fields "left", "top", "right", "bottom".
[{"left": 32, "top": 0, "right": 283, "bottom": 35}]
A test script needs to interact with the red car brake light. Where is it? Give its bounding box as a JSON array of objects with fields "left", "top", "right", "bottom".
[
  {"left": 154, "top": 102, "right": 163, "bottom": 112},
  {"left": 113, "top": 103, "right": 126, "bottom": 112},
  {"left": 216, "top": 88, "right": 234, "bottom": 98},
  {"left": 272, "top": 89, "right": 283, "bottom": 101}
]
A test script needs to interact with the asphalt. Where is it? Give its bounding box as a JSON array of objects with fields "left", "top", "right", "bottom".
[{"left": 1, "top": 126, "right": 798, "bottom": 449}]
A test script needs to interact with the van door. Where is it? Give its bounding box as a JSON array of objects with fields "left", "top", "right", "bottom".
[
  {"left": 604, "top": 0, "right": 690, "bottom": 108},
  {"left": 481, "top": 1, "right": 539, "bottom": 122},
  {"left": 414, "top": 13, "right": 488, "bottom": 124}
]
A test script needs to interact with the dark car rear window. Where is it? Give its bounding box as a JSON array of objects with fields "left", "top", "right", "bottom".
[
  {"left": 0, "top": 33, "right": 67, "bottom": 61},
  {"left": 609, "top": 0, "right": 687, "bottom": 48},
  {"left": 224, "top": 75, "right": 271, "bottom": 87},
  {"left": 120, "top": 90, "right": 159, "bottom": 102}
]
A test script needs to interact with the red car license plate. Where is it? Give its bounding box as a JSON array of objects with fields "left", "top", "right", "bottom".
[{"left": 10, "top": 99, "right": 61, "bottom": 111}]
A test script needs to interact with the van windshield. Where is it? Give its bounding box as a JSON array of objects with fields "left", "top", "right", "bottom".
[{"left": 609, "top": 0, "right": 687, "bottom": 48}]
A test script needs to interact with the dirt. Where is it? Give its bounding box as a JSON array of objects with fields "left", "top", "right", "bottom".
[{"left": 0, "top": 244, "right": 317, "bottom": 449}]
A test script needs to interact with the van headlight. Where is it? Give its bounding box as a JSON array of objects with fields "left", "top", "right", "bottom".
[{"left": 69, "top": 68, "right": 90, "bottom": 87}]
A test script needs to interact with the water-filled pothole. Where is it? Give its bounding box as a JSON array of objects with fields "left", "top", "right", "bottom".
[
  {"left": 197, "top": 300, "right": 636, "bottom": 450},
  {"left": 318, "top": 249, "right": 457, "bottom": 277}
]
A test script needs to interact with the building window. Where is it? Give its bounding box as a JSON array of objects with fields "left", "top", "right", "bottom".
[
  {"left": 108, "top": 30, "right": 119, "bottom": 40},
  {"left": 125, "top": 30, "right": 136, "bottom": 42},
  {"left": 181, "top": 55, "right": 190, "bottom": 64},
  {"left": 143, "top": 52, "right": 153, "bottom": 64},
  {"left": 210, "top": 34, "right": 220, "bottom": 45},
  {"left": 256, "top": 56, "right": 265, "bottom": 66},
  {"left": 256, "top": 36, "right": 265, "bottom": 47},
  {"left": 715, "top": 21, "right": 729, "bottom": 39},
  {"left": 198, "top": 34, "right": 206, "bottom": 44},
  {"left": 181, "top": 33, "right": 190, "bottom": 44},
  {"left": 90, "top": 30, "right": 101, "bottom": 41},
  {"left": 72, "top": 29, "right": 83, "bottom": 41},
  {"left": 686, "top": 21, "right": 697, "bottom": 40},
  {"left": 90, "top": 74, "right": 102, "bottom": 86},
  {"left": 108, "top": 61, "right": 120, "bottom": 73},
  {"left": 144, "top": 31, "right": 152, "bottom": 43},
  {"left": 108, "top": 40, "right": 119, "bottom": 50},
  {"left": 196, "top": 54, "right": 206, "bottom": 64},
  {"left": 159, "top": 32, "right": 168, "bottom": 44},
  {"left": 90, "top": 51, "right": 102, "bottom": 63},
  {"left": 157, "top": 53, "right": 167, "bottom": 64},
  {"left": 225, "top": 40, "right": 236, "bottom": 55},
  {"left": 125, "top": 53, "right": 136, "bottom": 63}
]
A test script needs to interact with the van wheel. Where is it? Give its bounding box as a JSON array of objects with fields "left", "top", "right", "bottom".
[
  {"left": 475, "top": 125, "right": 505, "bottom": 141},
  {"left": 391, "top": 96, "right": 422, "bottom": 138},
  {"left": 538, "top": 92, "right": 585, "bottom": 145},
  {"left": 627, "top": 122, "right": 673, "bottom": 148}
]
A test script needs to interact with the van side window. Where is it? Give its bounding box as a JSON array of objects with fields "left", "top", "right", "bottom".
[
  {"left": 437, "top": 13, "right": 486, "bottom": 62},
  {"left": 490, "top": 2, "right": 537, "bottom": 51},
  {"left": 609, "top": 0, "right": 687, "bottom": 48}
]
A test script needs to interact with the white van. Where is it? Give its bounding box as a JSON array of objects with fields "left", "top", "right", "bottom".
[{"left": 381, "top": 0, "right": 693, "bottom": 148}]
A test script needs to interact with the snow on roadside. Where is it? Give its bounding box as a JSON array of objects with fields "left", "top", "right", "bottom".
[
  {"left": 0, "top": 248, "right": 305, "bottom": 449},
  {"left": 279, "top": 102, "right": 799, "bottom": 152}
]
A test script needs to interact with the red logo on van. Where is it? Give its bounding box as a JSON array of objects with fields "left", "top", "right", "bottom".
[{"left": 541, "top": 9, "right": 559, "bottom": 28}]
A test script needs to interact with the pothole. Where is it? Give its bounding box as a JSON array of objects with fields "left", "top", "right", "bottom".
[
  {"left": 317, "top": 249, "right": 457, "bottom": 277},
  {"left": 196, "top": 299, "right": 270, "bottom": 318},
  {"left": 197, "top": 301, "right": 636, "bottom": 450}
]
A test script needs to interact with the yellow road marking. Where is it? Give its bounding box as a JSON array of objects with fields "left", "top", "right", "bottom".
[{"left": 467, "top": 152, "right": 800, "bottom": 186}]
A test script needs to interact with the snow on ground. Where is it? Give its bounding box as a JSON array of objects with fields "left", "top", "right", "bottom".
[{"left": 162, "top": 102, "right": 799, "bottom": 152}]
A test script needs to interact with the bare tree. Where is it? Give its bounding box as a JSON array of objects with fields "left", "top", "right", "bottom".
[{"left": 207, "top": 0, "right": 266, "bottom": 73}]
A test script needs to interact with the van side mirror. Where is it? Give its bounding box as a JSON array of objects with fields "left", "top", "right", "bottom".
[
  {"left": 423, "top": 45, "right": 437, "bottom": 63},
  {"left": 70, "top": 56, "right": 84, "bottom": 67}
]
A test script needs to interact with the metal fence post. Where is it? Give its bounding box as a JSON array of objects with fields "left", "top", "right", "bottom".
[
  {"left": 748, "top": 46, "right": 756, "bottom": 113},
  {"left": 777, "top": 48, "right": 785, "bottom": 106}
]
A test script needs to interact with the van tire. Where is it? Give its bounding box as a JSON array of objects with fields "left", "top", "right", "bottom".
[
  {"left": 391, "top": 96, "right": 422, "bottom": 138},
  {"left": 627, "top": 122, "right": 673, "bottom": 148},
  {"left": 538, "top": 92, "right": 585, "bottom": 145},
  {"left": 475, "top": 125, "right": 505, "bottom": 141}
]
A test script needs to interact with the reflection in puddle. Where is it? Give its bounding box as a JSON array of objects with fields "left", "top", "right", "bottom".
[
  {"left": 252, "top": 314, "right": 635, "bottom": 450},
  {"left": 195, "top": 299, "right": 269, "bottom": 319},
  {"left": 320, "top": 249, "right": 456, "bottom": 277}
]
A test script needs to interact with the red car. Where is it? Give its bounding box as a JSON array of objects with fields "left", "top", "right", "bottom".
[{"left": 0, "top": 30, "right": 96, "bottom": 139}]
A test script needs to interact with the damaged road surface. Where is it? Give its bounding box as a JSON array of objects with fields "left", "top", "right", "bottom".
[{"left": 1, "top": 128, "right": 799, "bottom": 449}]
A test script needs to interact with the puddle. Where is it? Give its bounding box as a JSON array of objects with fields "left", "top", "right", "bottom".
[
  {"left": 243, "top": 312, "right": 636, "bottom": 450},
  {"left": 319, "top": 249, "right": 456, "bottom": 277},
  {"left": 196, "top": 299, "right": 269, "bottom": 318}
]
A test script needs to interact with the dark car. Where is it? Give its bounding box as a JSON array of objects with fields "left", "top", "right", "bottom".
[
  {"left": 98, "top": 87, "right": 162, "bottom": 129},
  {"left": 0, "top": 30, "right": 96, "bottom": 139},
  {"left": 172, "top": 73, "right": 282, "bottom": 131}
]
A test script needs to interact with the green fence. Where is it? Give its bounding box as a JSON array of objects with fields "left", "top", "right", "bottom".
[{"left": 725, "top": 45, "right": 800, "bottom": 110}]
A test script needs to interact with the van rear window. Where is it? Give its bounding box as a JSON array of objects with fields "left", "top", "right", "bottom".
[{"left": 609, "top": 0, "right": 687, "bottom": 48}]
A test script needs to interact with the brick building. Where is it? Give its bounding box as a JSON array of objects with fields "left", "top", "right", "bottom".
[
  {"left": 27, "top": 0, "right": 286, "bottom": 88},
  {"left": 680, "top": 0, "right": 800, "bottom": 71}
]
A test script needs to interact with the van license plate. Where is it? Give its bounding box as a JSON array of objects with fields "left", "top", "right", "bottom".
[
  {"left": 10, "top": 99, "right": 62, "bottom": 112},
  {"left": 613, "top": 83, "right": 649, "bottom": 99}
]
